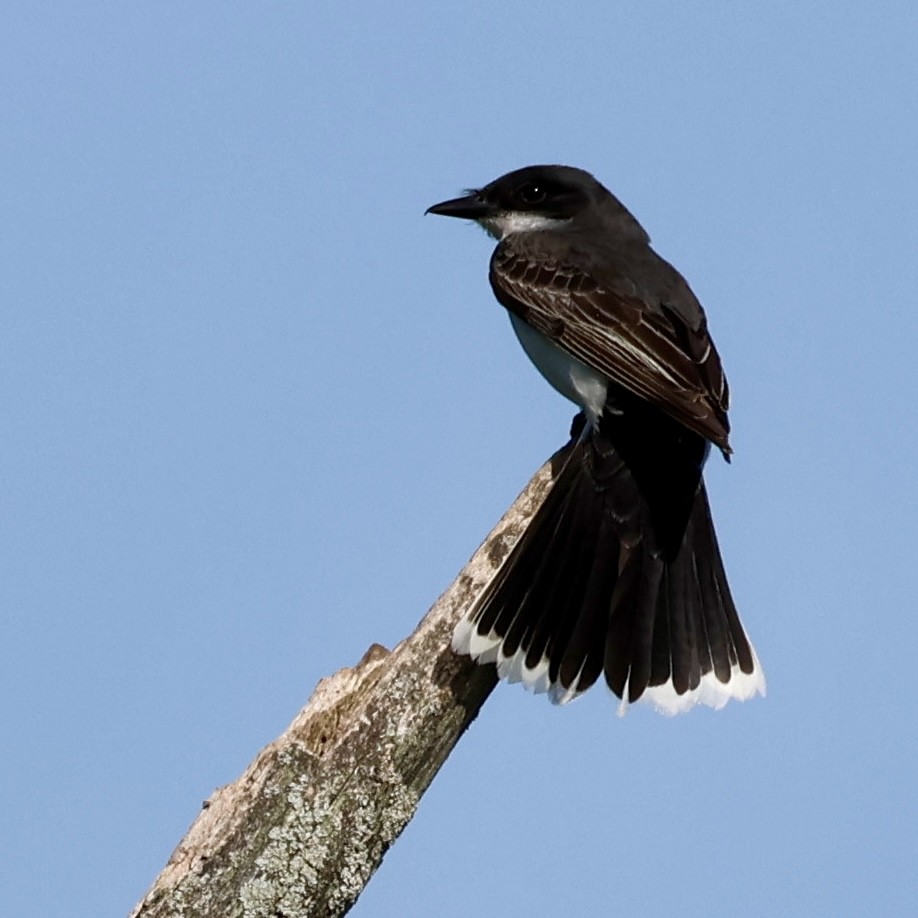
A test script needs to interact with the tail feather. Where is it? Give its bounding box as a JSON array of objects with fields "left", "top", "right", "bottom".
[{"left": 452, "top": 427, "right": 765, "bottom": 715}]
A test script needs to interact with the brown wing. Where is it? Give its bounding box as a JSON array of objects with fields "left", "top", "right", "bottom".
[{"left": 490, "top": 237, "right": 732, "bottom": 455}]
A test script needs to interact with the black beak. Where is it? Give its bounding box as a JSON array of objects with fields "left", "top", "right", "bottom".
[{"left": 425, "top": 190, "right": 494, "bottom": 220}]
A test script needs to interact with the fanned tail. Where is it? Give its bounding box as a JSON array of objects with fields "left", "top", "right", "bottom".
[{"left": 452, "top": 421, "right": 765, "bottom": 714}]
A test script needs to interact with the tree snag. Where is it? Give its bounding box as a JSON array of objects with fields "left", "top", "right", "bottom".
[{"left": 131, "top": 450, "right": 565, "bottom": 918}]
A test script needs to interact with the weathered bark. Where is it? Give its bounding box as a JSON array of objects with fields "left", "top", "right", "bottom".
[{"left": 131, "top": 451, "right": 564, "bottom": 918}]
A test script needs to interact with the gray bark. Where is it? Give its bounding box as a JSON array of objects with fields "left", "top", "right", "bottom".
[{"left": 130, "top": 453, "right": 562, "bottom": 918}]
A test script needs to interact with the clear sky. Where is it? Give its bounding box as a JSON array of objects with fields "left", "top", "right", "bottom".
[{"left": 2, "top": 3, "right": 917, "bottom": 916}]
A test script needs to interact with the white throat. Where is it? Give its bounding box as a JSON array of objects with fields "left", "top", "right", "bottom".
[{"left": 479, "top": 211, "right": 569, "bottom": 240}]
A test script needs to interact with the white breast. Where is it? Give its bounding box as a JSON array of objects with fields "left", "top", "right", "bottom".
[{"left": 508, "top": 313, "right": 608, "bottom": 426}]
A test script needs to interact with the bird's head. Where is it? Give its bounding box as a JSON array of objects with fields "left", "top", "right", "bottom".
[{"left": 426, "top": 164, "right": 609, "bottom": 240}]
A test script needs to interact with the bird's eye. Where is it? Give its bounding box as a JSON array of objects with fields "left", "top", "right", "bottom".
[{"left": 518, "top": 182, "right": 548, "bottom": 205}]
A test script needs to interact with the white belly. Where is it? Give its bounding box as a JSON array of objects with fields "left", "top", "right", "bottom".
[{"left": 509, "top": 313, "right": 608, "bottom": 426}]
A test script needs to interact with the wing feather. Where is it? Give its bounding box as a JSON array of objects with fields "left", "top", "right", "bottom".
[{"left": 490, "top": 239, "right": 732, "bottom": 453}]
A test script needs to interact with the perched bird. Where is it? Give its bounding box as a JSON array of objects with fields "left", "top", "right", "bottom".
[{"left": 427, "top": 165, "right": 764, "bottom": 714}]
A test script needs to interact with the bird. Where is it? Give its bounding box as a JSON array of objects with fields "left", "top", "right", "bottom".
[{"left": 426, "top": 164, "right": 765, "bottom": 715}]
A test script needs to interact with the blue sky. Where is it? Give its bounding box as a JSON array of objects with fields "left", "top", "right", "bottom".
[{"left": 2, "top": 3, "right": 917, "bottom": 916}]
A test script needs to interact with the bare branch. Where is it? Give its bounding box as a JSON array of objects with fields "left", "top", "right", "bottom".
[{"left": 131, "top": 451, "right": 563, "bottom": 918}]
